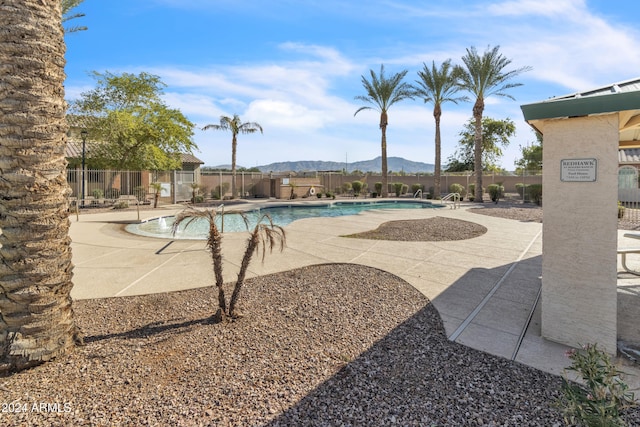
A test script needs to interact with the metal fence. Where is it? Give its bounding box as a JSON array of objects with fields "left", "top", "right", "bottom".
[
  {"left": 67, "top": 168, "right": 547, "bottom": 204},
  {"left": 619, "top": 165, "right": 640, "bottom": 223},
  {"left": 67, "top": 169, "right": 196, "bottom": 205},
  {"left": 198, "top": 169, "right": 543, "bottom": 199}
]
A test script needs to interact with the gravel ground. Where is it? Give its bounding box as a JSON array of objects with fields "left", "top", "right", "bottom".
[
  {"left": 2, "top": 201, "right": 637, "bottom": 426},
  {"left": 468, "top": 202, "right": 543, "bottom": 224},
  {"left": 345, "top": 216, "right": 488, "bottom": 241},
  {"left": 2, "top": 265, "right": 574, "bottom": 427}
]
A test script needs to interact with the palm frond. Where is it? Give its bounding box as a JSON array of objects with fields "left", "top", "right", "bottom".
[{"left": 354, "top": 64, "right": 413, "bottom": 115}]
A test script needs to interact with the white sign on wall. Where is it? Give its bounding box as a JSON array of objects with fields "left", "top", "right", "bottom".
[{"left": 560, "top": 158, "right": 597, "bottom": 182}]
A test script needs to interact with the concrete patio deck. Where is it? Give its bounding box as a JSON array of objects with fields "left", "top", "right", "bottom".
[{"left": 68, "top": 200, "right": 640, "bottom": 386}]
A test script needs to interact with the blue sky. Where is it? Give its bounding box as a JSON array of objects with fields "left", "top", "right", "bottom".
[{"left": 64, "top": 0, "right": 640, "bottom": 170}]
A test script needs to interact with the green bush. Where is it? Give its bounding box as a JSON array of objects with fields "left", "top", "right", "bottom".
[
  {"left": 618, "top": 201, "right": 626, "bottom": 219},
  {"left": 113, "top": 201, "right": 128, "bottom": 209},
  {"left": 91, "top": 188, "right": 104, "bottom": 199},
  {"left": 105, "top": 188, "right": 120, "bottom": 199},
  {"left": 411, "top": 183, "right": 424, "bottom": 196},
  {"left": 316, "top": 192, "right": 322, "bottom": 198},
  {"left": 374, "top": 182, "right": 383, "bottom": 195},
  {"left": 393, "top": 182, "right": 403, "bottom": 197},
  {"left": 449, "top": 183, "right": 465, "bottom": 201},
  {"left": 401, "top": 184, "right": 408, "bottom": 195},
  {"left": 342, "top": 182, "right": 353, "bottom": 194},
  {"left": 559, "top": 343, "right": 636, "bottom": 427},
  {"left": 468, "top": 183, "right": 486, "bottom": 201},
  {"left": 351, "top": 180, "right": 363, "bottom": 196},
  {"left": 515, "top": 183, "right": 528, "bottom": 197},
  {"left": 192, "top": 195, "right": 204, "bottom": 203},
  {"left": 528, "top": 184, "right": 542, "bottom": 205},
  {"left": 212, "top": 182, "right": 231, "bottom": 199},
  {"left": 487, "top": 184, "right": 504, "bottom": 203}
]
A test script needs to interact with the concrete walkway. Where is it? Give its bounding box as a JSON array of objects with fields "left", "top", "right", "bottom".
[{"left": 68, "top": 200, "right": 639, "bottom": 383}]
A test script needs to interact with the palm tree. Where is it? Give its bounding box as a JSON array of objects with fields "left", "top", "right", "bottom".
[
  {"left": 455, "top": 46, "right": 531, "bottom": 202},
  {"left": 414, "top": 60, "right": 468, "bottom": 199},
  {"left": 172, "top": 208, "right": 285, "bottom": 321},
  {"left": 354, "top": 65, "right": 414, "bottom": 197},
  {"left": 150, "top": 182, "right": 162, "bottom": 208},
  {"left": 0, "top": 0, "right": 82, "bottom": 373},
  {"left": 202, "top": 115, "right": 263, "bottom": 199}
]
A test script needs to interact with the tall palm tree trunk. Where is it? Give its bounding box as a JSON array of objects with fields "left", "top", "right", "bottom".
[
  {"left": 473, "top": 100, "right": 484, "bottom": 202},
  {"left": 434, "top": 106, "right": 442, "bottom": 198},
  {"left": 380, "top": 111, "right": 389, "bottom": 198},
  {"left": 0, "top": 0, "right": 81, "bottom": 373},
  {"left": 231, "top": 134, "right": 237, "bottom": 198}
]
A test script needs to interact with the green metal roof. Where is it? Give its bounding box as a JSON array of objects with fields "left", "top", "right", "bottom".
[{"left": 521, "top": 77, "right": 640, "bottom": 121}]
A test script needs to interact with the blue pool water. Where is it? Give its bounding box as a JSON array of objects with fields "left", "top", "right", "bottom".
[{"left": 126, "top": 200, "right": 441, "bottom": 240}]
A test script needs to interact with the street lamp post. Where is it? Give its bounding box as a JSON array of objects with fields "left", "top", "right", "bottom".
[{"left": 81, "top": 129, "right": 88, "bottom": 207}]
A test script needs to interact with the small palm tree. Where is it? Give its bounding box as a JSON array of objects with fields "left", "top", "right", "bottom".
[
  {"left": 354, "top": 65, "right": 414, "bottom": 197},
  {"left": 189, "top": 182, "right": 200, "bottom": 203},
  {"left": 150, "top": 182, "right": 162, "bottom": 208},
  {"left": 172, "top": 208, "right": 285, "bottom": 321},
  {"left": 414, "top": 60, "right": 468, "bottom": 199},
  {"left": 202, "top": 114, "right": 263, "bottom": 199},
  {"left": 455, "top": 45, "right": 531, "bottom": 202}
]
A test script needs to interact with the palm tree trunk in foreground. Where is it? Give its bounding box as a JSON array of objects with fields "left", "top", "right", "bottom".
[{"left": 0, "top": 0, "right": 81, "bottom": 373}]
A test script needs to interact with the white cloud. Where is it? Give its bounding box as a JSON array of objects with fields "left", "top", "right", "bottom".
[
  {"left": 487, "top": 0, "right": 586, "bottom": 17},
  {"left": 245, "top": 99, "right": 327, "bottom": 131}
]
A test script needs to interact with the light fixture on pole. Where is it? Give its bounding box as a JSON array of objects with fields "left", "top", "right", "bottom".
[{"left": 80, "top": 129, "right": 88, "bottom": 207}]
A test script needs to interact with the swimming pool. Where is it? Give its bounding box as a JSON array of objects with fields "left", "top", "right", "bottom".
[{"left": 126, "top": 200, "right": 442, "bottom": 240}]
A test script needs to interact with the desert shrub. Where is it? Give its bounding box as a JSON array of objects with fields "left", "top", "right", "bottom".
[
  {"left": 325, "top": 191, "right": 335, "bottom": 199},
  {"left": 401, "top": 184, "right": 408, "bottom": 195},
  {"left": 193, "top": 195, "right": 204, "bottom": 203},
  {"left": 91, "top": 188, "right": 104, "bottom": 199},
  {"left": 316, "top": 192, "right": 322, "bottom": 198},
  {"left": 393, "top": 182, "right": 403, "bottom": 197},
  {"left": 528, "top": 184, "right": 542, "bottom": 205},
  {"left": 559, "top": 343, "right": 636, "bottom": 427},
  {"left": 411, "top": 183, "right": 424, "bottom": 195},
  {"left": 449, "top": 183, "right": 464, "bottom": 197},
  {"left": 342, "top": 182, "right": 353, "bottom": 194},
  {"left": 468, "top": 184, "right": 485, "bottom": 201},
  {"left": 488, "top": 184, "right": 504, "bottom": 203},
  {"left": 515, "top": 183, "right": 529, "bottom": 198},
  {"left": 113, "top": 201, "right": 128, "bottom": 209},
  {"left": 105, "top": 188, "right": 121, "bottom": 199},
  {"left": 212, "top": 182, "right": 231, "bottom": 199},
  {"left": 374, "top": 182, "right": 383, "bottom": 195},
  {"left": 352, "top": 180, "right": 363, "bottom": 196}
]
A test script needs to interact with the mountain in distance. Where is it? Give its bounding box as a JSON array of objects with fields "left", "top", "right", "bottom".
[{"left": 247, "top": 156, "right": 434, "bottom": 173}]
